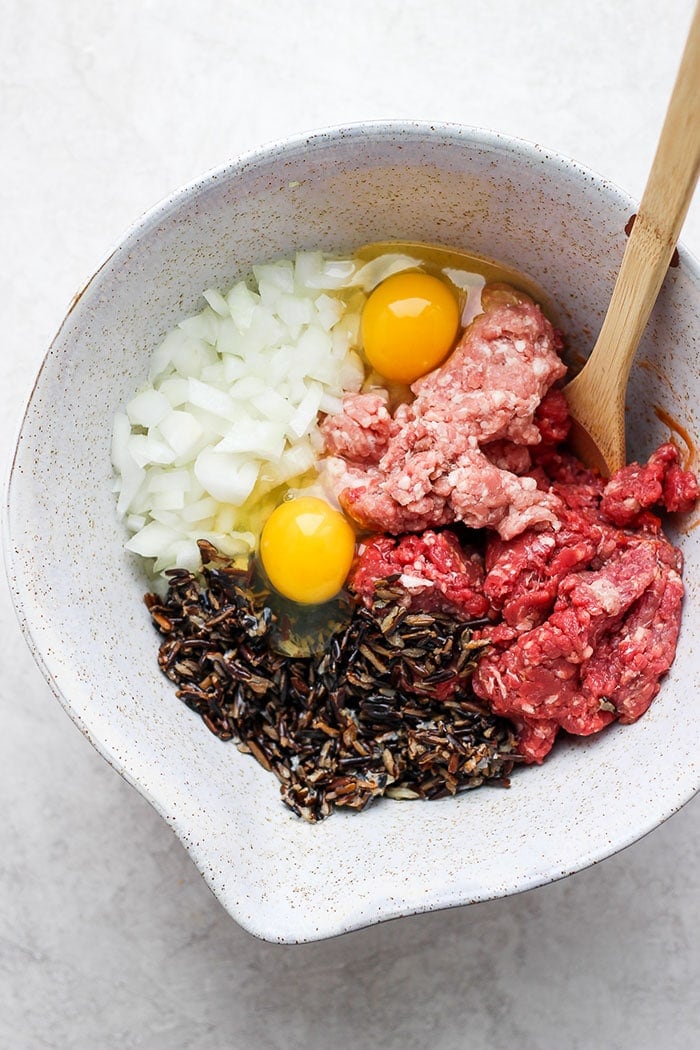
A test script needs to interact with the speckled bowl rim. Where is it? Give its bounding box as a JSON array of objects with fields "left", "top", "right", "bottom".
[{"left": 4, "top": 119, "right": 700, "bottom": 943}]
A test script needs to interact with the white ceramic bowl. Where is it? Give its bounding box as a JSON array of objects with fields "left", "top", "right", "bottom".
[{"left": 5, "top": 122, "right": 700, "bottom": 943}]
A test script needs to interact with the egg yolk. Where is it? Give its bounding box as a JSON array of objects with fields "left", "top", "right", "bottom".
[
  {"left": 260, "top": 496, "right": 356, "bottom": 605},
  {"left": 361, "top": 271, "right": 460, "bottom": 384}
]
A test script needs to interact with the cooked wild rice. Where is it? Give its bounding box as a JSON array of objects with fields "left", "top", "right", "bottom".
[{"left": 145, "top": 541, "right": 519, "bottom": 822}]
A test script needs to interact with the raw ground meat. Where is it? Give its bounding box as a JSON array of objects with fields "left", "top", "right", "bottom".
[
  {"left": 473, "top": 535, "right": 684, "bottom": 758},
  {"left": 482, "top": 509, "right": 612, "bottom": 633},
  {"left": 321, "top": 295, "right": 567, "bottom": 540},
  {"left": 320, "top": 390, "right": 395, "bottom": 466},
  {"left": 601, "top": 442, "right": 700, "bottom": 525},
  {"left": 330, "top": 283, "right": 698, "bottom": 767},
  {"left": 408, "top": 299, "right": 566, "bottom": 444},
  {"left": 472, "top": 446, "right": 691, "bottom": 763},
  {"left": 346, "top": 441, "right": 696, "bottom": 765},
  {"left": 350, "top": 530, "right": 490, "bottom": 620},
  {"left": 481, "top": 390, "right": 572, "bottom": 476},
  {"left": 534, "top": 387, "right": 572, "bottom": 446}
]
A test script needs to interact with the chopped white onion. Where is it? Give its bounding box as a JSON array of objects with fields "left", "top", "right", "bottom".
[
  {"left": 116, "top": 456, "right": 146, "bottom": 517},
  {"left": 216, "top": 419, "right": 287, "bottom": 460},
  {"left": 125, "top": 520, "right": 180, "bottom": 558},
  {"left": 112, "top": 250, "right": 446, "bottom": 577},
  {"left": 147, "top": 469, "right": 191, "bottom": 494},
  {"left": 274, "top": 440, "right": 317, "bottom": 482},
  {"left": 111, "top": 412, "right": 132, "bottom": 473},
  {"left": 250, "top": 388, "right": 293, "bottom": 423},
  {"left": 158, "top": 376, "right": 190, "bottom": 408},
  {"left": 350, "top": 253, "right": 422, "bottom": 292},
  {"left": 203, "top": 288, "right": 230, "bottom": 317},
  {"left": 194, "top": 448, "right": 260, "bottom": 505},
  {"left": 227, "top": 283, "right": 258, "bottom": 331},
  {"left": 188, "top": 377, "right": 237, "bottom": 420},
  {"left": 287, "top": 382, "right": 323, "bottom": 439},
  {"left": 178, "top": 309, "right": 218, "bottom": 343},
  {"left": 126, "top": 389, "right": 170, "bottom": 429},
  {"left": 128, "top": 433, "right": 175, "bottom": 468},
  {"left": 158, "top": 410, "right": 203, "bottom": 458}
]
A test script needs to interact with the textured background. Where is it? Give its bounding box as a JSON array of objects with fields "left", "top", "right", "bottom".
[{"left": 2, "top": 0, "right": 699, "bottom": 1046}]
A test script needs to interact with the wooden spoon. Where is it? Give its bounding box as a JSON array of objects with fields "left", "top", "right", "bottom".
[{"left": 564, "top": 2, "right": 700, "bottom": 476}]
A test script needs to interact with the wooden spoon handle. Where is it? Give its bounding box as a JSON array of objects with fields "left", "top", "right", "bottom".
[{"left": 573, "top": 3, "right": 700, "bottom": 409}]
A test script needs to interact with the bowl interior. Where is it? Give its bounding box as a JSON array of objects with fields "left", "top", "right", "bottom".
[{"left": 6, "top": 123, "right": 700, "bottom": 943}]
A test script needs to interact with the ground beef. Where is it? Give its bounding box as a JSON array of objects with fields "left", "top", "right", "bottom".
[
  {"left": 582, "top": 541, "right": 684, "bottom": 724},
  {"left": 533, "top": 387, "right": 572, "bottom": 446},
  {"left": 473, "top": 533, "right": 684, "bottom": 761},
  {"left": 531, "top": 447, "right": 606, "bottom": 496},
  {"left": 482, "top": 454, "right": 616, "bottom": 633},
  {"left": 349, "top": 530, "right": 491, "bottom": 620},
  {"left": 471, "top": 445, "right": 692, "bottom": 763},
  {"left": 482, "top": 509, "right": 613, "bottom": 633},
  {"left": 321, "top": 295, "right": 567, "bottom": 540},
  {"left": 601, "top": 442, "right": 700, "bottom": 525}
]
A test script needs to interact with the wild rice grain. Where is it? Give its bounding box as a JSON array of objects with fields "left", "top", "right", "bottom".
[{"left": 145, "top": 552, "right": 519, "bottom": 822}]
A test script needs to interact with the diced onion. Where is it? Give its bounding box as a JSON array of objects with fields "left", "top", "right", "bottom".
[
  {"left": 125, "top": 520, "right": 180, "bottom": 558},
  {"left": 216, "top": 420, "right": 287, "bottom": 460},
  {"left": 287, "top": 382, "right": 323, "bottom": 439},
  {"left": 126, "top": 389, "right": 170, "bottom": 428},
  {"left": 112, "top": 250, "right": 437, "bottom": 578},
  {"left": 194, "top": 448, "right": 260, "bottom": 505},
  {"left": 203, "top": 288, "right": 230, "bottom": 317},
  {"left": 159, "top": 410, "right": 203, "bottom": 458}
]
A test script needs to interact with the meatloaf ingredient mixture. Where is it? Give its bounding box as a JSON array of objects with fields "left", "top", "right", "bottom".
[{"left": 130, "top": 248, "right": 699, "bottom": 820}]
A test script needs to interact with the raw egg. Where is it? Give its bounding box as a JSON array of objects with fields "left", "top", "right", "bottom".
[
  {"left": 361, "top": 271, "right": 460, "bottom": 384},
  {"left": 260, "top": 496, "right": 355, "bottom": 605}
]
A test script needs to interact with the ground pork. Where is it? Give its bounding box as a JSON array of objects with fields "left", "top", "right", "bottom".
[
  {"left": 321, "top": 389, "right": 396, "bottom": 466},
  {"left": 321, "top": 296, "right": 567, "bottom": 540}
]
